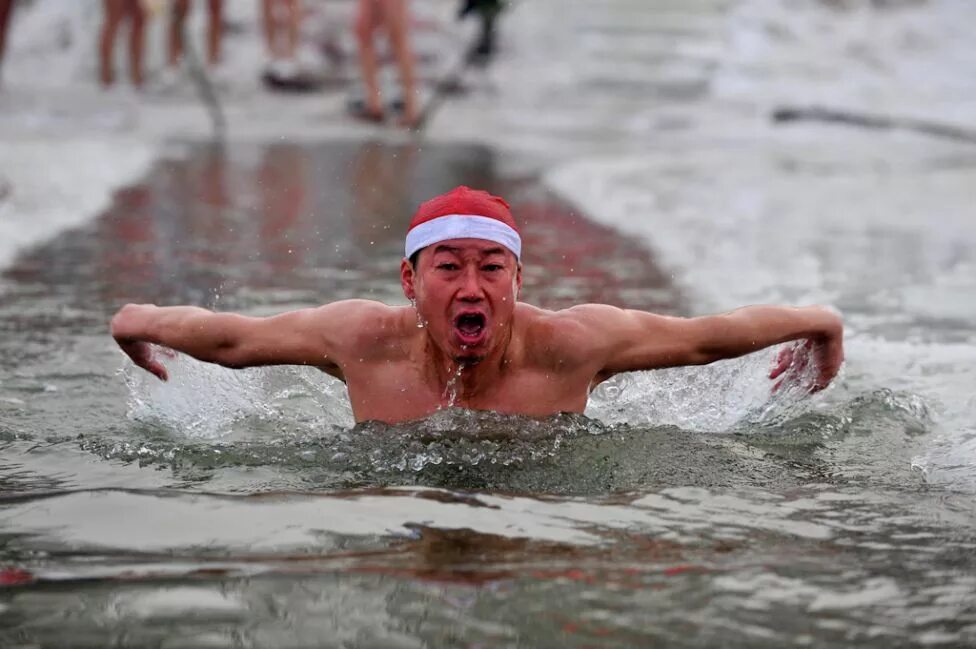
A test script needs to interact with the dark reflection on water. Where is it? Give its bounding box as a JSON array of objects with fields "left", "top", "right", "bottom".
[
  {"left": 1, "top": 141, "right": 679, "bottom": 315},
  {"left": 0, "top": 142, "right": 974, "bottom": 648}
]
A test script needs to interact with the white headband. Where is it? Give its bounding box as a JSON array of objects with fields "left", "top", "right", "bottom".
[{"left": 404, "top": 214, "right": 522, "bottom": 260}]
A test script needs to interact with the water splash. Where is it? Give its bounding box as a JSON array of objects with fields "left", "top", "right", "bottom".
[
  {"left": 356, "top": 409, "right": 601, "bottom": 473},
  {"left": 587, "top": 344, "right": 826, "bottom": 432},
  {"left": 411, "top": 300, "right": 426, "bottom": 328},
  {"left": 121, "top": 341, "right": 848, "bottom": 443},
  {"left": 78, "top": 409, "right": 608, "bottom": 491},
  {"left": 121, "top": 349, "right": 354, "bottom": 439},
  {"left": 80, "top": 387, "right": 935, "bottom": 496},
  {"left": 441, "top": 363, "right": 465, "bottom": 408}
]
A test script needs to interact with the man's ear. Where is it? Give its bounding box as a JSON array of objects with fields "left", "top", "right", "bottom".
[
  {"left": 515, "top": 262, "right": 523, "bottom": 298},
  {"left": 401, "top": 258, "right": 416, "bottom": 300}
]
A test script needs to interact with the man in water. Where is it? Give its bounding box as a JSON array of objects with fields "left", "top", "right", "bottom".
[{"left": 111, "top": 186, "right": 845, "bottom": 424}]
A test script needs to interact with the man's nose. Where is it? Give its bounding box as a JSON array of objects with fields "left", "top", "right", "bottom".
[{"left": 457, "top": 267, "right": 484, "bottom": 301}]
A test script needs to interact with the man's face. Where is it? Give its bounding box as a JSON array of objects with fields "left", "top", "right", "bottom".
[{"left": 401, "top": 238, "right": 522, "bottom": 364}]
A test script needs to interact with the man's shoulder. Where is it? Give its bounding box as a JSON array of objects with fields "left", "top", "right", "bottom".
[
  {"left": 516, "top": 302, "right": 624, "bottom": 332},
  {"left": 515, "top": 303, "right": 611, "bottom": 365},
  {"left": 316, "top": 299, "right": 415, "bottom": 358},
  {"left": 316, "top": 298, "right": 400, "bottom": 317},
  {"left": 314, "top": 299, "right": 411, "bottom": 344}
]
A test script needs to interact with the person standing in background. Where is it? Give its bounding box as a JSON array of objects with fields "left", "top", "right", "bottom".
[
  {"left": 0, "top": 0, "right": 15, "bottom": 86},
  {"left": 458, "top": 0, "right": 503, "bottom": 59},
  {"left": 262, "top": 0, "right": 301, "bottom": 80},
  {"left": 167, "top": 0, "right": 224, "bottom": 76},
  {"left": 353, "top": 0, "right": 419, "bottom": 128},
  {"left": 99, "top": 0, "right": 148, "bottom": 88}
]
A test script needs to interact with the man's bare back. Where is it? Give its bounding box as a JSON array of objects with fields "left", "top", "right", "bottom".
[{"left": 111, "top": 187, "right": 844, "bottom": 424}]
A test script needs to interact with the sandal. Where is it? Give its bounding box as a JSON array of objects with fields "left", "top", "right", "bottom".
[{"left": 347, "top": 98, "right": 386, "bottom": 124}]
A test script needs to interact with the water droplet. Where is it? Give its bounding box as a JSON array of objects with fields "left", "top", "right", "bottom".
[{"left": 442, "top": 363, "right": 465, "bottom": 407}]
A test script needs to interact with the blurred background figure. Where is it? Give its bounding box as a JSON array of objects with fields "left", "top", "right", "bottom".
[
  {"left": 353, "top": 0, "right": 418, "bottom": 128},
  {"left": 458, "top": 0, "right": 503, "bottom": 60},
  {"left": 99, "top": 0, "right": 148, "bottom": 88},
  {"left": 262, "top": 0, "right": 301, "bottom": 81},
  {"left": 166, "top": 0, "right": 224, "bottom": 84},
  {"left": 0, "top": 0, "right": 14, "bottom": 86}
]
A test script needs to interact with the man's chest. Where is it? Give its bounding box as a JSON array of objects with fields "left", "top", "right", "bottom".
[{"left": 341, "top": 363, "right": 592, "bottom": 423}]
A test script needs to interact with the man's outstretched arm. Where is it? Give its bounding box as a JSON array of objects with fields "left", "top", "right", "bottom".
[
  {"left": 109, "top": 300, "right": 385, "bottom": 380},
  {"left": 571, "top": 304, "right": 844, "bottom": 390}
]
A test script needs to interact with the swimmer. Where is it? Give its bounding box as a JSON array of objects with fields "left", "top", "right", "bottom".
[{"left": 111, "top": 186, "right": 845, "bottom": 424}]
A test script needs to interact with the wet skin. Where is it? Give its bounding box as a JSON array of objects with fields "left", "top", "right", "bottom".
[{"left": 111, "top": 239, "right": 845, "bottom": 424}]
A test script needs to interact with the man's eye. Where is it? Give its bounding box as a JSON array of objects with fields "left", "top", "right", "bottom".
[
  {"left": 482, "top": 264, "right": 502, "bottom": 272},
  {"left": 437, "top": 263, "right": 459, "bottom": 271}
]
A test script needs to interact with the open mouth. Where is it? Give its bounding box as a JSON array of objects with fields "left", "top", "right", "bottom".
[{"left": 453, "top": 312, "right": 487, "bottom": 346}]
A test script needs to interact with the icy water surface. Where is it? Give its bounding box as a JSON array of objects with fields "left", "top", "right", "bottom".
[{"left": 0, "top": 140, "right": 973, "bottom": 647}]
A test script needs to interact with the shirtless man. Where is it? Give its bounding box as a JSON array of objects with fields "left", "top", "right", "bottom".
[{"left": 111, "top": 186, "right": 845, "bottom": 424}]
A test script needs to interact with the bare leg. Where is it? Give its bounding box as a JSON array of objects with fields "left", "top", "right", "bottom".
[
  {"left": 100, "top": 0, "right": 123, "bottom": 87},
  {"left": 284, "top": 0, "right": 300, "bottom": 61},
  {"left": 261, "top": 0, "right": 277, "bottom": 58},
  {"left": 355, "top": 0, "right": 383, "bottom": 115},
  {"left": 207, "top": 0, "right": 223, "bottom": 66},
  {"left": 382, "top": 0, "right": 418, "bottom": 126},
  {"left": 0, "top": 0, "right": 14, "bottom": 69},
  {"left": 168, "top": 0, "right": 190, "bottom": 68},
  {"left": 126, "top": 0, "right": 147, "bottom": 87}
]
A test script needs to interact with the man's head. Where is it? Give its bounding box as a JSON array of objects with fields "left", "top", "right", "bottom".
[{"left": 400, "top": 186, "right": 522, "bottom": 365}]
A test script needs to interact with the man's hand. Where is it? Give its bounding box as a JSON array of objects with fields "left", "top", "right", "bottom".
[
  {"left": 769, "top": 329, "right": 844, "bottom": 393},
  {"left": 117, "top": 340, "right": 170, "bottom": 381},
  {"left": 111, "top": 304, "right": 172, "bottom": 381}
]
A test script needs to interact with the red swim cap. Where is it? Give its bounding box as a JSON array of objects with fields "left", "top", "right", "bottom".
[{"left": 405, "top": 186, "right": 521, "bottom": 259}]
